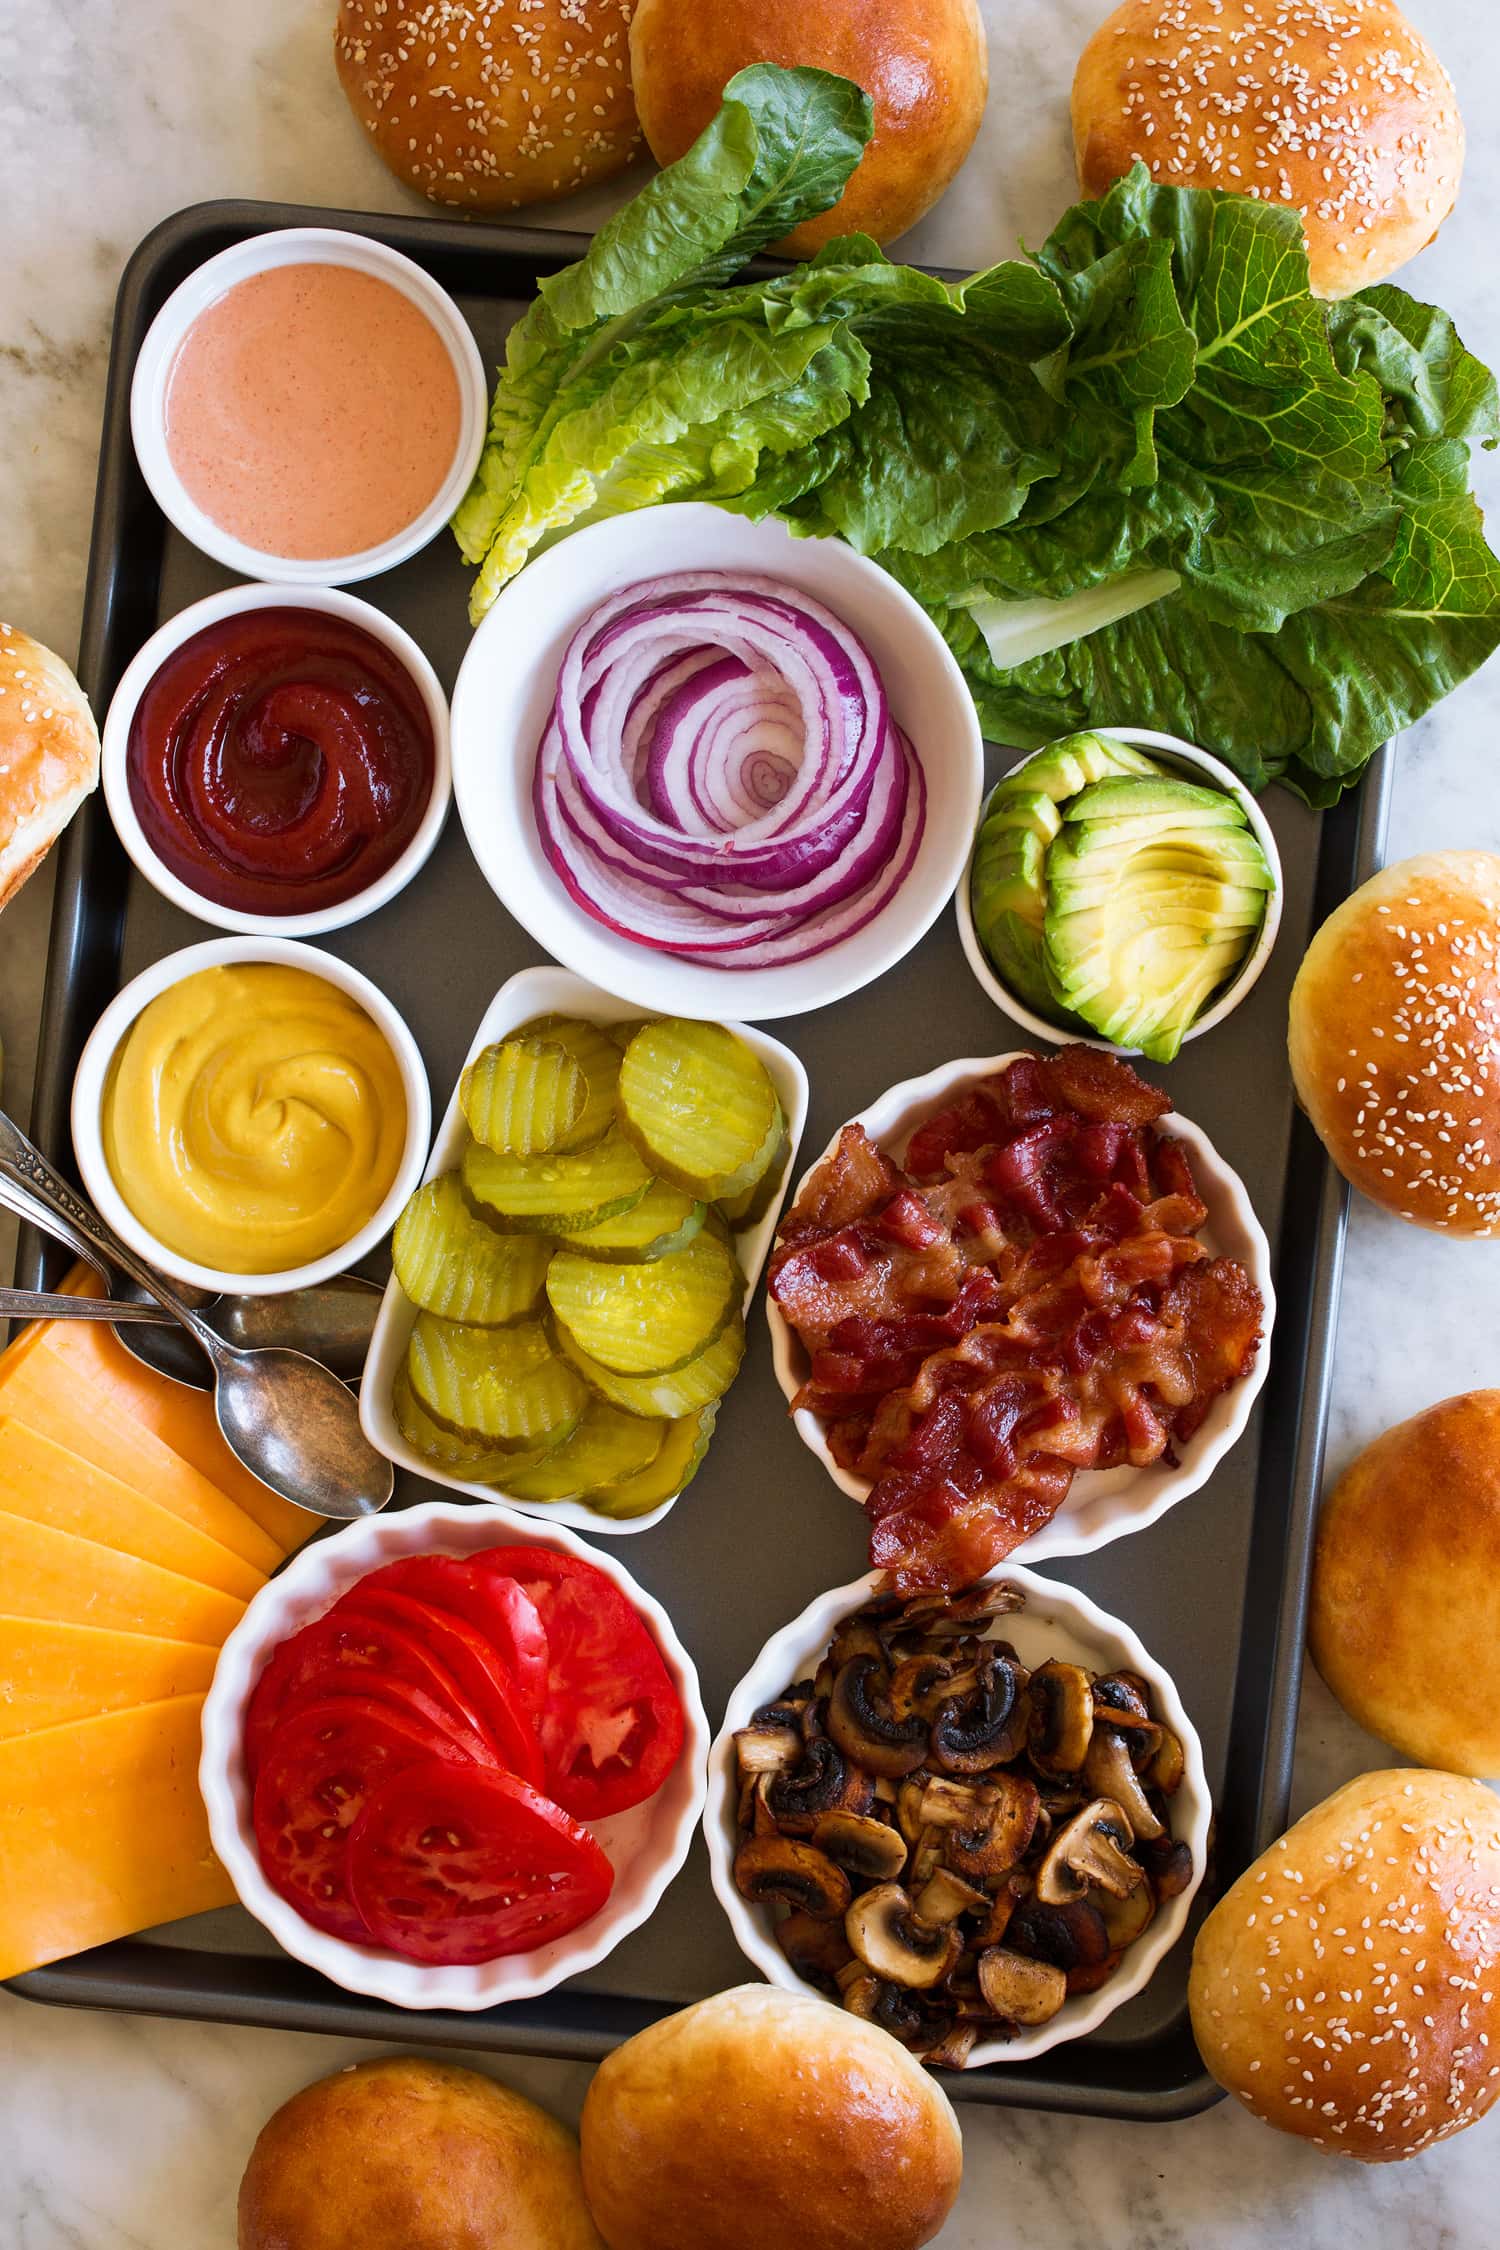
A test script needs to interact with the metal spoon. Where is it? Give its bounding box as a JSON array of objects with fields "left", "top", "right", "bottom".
[
  {"left": 0, "top": 1275, "right": 382, "bottom": 1392},
  {"left": 0, "top": 1111, "right": 393, "bottom": 1521}
]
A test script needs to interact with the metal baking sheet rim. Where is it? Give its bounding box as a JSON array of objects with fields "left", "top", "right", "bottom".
[{"left": 5, "top": 196, "right": 1393, "bottom": 2119}]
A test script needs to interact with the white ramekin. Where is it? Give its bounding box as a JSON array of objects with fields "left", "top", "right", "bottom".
[
  {"left": 766, "top": 1051, "right": 1275, "bottom": 1563},
  {"left": 956, "top": 728, "right": 1284, "bottom": 1053},
  {"left": 705, "top": 1558, "right": 1210, "bottom": 2068},
  {"left": 200, "top": 1499, "right": 709, "bottom": 2011},
  {"left": 100, "top": 582, "right": 452, "bottom": 938},
  {"left": 360, "top": 963, "right": 809, "bottom": 1537},
  {"left": 130, "top": 225, "right": 487, "bottom": 584},
  {"left": 448, "top": 503, "right": 985, "bottom": 1024},
  {"left": 72, "top": 934, "right": 431, "bottom": 1297}
]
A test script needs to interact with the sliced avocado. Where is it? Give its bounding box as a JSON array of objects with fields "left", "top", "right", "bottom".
[
  {"left": 1086, "top": 936, "right": 1251, "bottom": 1062},
  {"left": 1048, "top": 806, "right": 1251, "bottom": 863},
  {"left": 1064, "top": 774, "right": 1247, "bottom": 825},
  {"left": 983, "top": 787, "right": 1064, "bottom": 844},
  {"left": 1050, "top": 831, "right": 1275, "bottom": 891},
  {"left": 1021, "top": 731, "right": 1159, "bottom": 801},
  {"left": 1048, "top": 877, "right": 1270, "bottom": 926},
  {"left": 972, "top": 823, "right": 1047, "bottom": 913}
]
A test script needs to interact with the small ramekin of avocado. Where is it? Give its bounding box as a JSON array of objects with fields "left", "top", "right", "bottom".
[{"left": 957, "top": 728, "right": 1282, "bottom": 1064}]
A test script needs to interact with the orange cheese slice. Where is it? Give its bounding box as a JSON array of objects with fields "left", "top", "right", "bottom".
[
  {"left": 0, "top": 1418, "right": 267, "bottom": 1602},
  {"left": 0, "top": 1510, "right": 246, "bottom": 1646},
  {"left": 0, "top": 1615, "right": 216, "bottom": 1739},
  {"left": 0, "top": 1694, "right": 236, "bottom": 1978}
]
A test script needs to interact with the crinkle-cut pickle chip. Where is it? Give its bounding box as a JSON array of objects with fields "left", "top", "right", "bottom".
[
  {"left": 460, "top": 1035, "right": 587, "bottom": 1157},
  {"left": 557, "top": 1310, "right": 746, "bottom": 1420},
  {"left": 589, "top": 1405, "right": 718, "bottom": 1519},
  {"left": 512, "top": 1014, "right": 623, "bottom": 1147},
  {"left": 618, "top": 1020, "right": 781, "bottom": 1201},
  {"left": 546, "top": 1227, "right": 741, "bottom": 1376},
  {"left": 500, "top": 1397, "right": 666, "bottom": 1504},
  {"left": 461, "top": 1129, "right": 652, "bottom": 1233},
  {"left": 717, "top": 1124, "right": 790, "bottom": 1227},
  {"left": 392, "top": 1172, "right": 552, "bottom": 1324},
  {"left": 406, "top": 1313, "right": 587, "bottom": 1447},
  {"left": 392, "top": 1366, "right": 556, "bottom": 1483},
  {"left": 566, "top": 1175, "right": 706, "bottom": 1261}
]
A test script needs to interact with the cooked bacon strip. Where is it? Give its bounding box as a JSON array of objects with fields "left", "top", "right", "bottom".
[{"left": 777, "top": 1123, "right": 903, "bottom": 1241}]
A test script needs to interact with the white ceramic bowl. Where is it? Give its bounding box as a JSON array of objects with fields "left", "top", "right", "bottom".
[
  {"left": 130, "top": 225, "right": 488, "bottom": 584},
  {"left": 448, "top": 504, "right": 985, "bottom": 1023},
  {"left": 72, "top": 934, "right": 431, "bottom": 1297},
  {"left": 767, "top": 1052, "right": 1274, "bottom": 1563},
  {"left": 200, "top": 1499, "right": 709, "bottom": 2011},
  {"left": 100, "top": 583, "right": 452, "bottom": 937},
  {"left": 705, "top": 1558, "right": 1210, "bottom": 2068},
  {"left": 956, "top": 728, "right": 1284, "bottom": 1053},
  {"left": 361, "top": 964, "right": 809, "bottom": 1536}
]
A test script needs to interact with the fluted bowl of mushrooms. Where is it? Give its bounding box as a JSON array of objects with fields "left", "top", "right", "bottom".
[{"left": 703, "top": 1561, "right": 1210, "bottom": 2069}]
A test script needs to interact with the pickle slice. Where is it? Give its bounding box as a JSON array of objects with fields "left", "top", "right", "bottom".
[
  {"left": 407, "top": 1314, "right": 587, "bottom": 1447},
  {"left": 717, "top": 1123, "right": 791, "bottom": 1227},
  {"left": 392, "top": 1172, "right": 552, "bottom": 1324},
  {"left": 461, "top": 1036, "right": 587, "bottom": 1156},
  {"left": 392, "top": 1367, "right": 555, "bottom": 1483},
  {"left": 513, "top": 1015, "right": 622, "bottom": 1148},
  {"left": 618, "top": 1021, "right": 781, "bottom": 1201},
  {"left": 557, "top": 1311, "right": 746, "bottom": 1419},
  {"left": 500, "top": 1398, "right": 665, "bottom": 1504},
  {"left": 462, "top": 1130, "right": 652, "bottom": 1233},
  {"left": 546, "top": 1229, "right": 741, "bottom": 1376},
  {"left": 566, "top": 1175, "right": 707, "bottom": 1262},
  {"left": 588, "top": 1405, "right": 718, "bottom": 1519}
]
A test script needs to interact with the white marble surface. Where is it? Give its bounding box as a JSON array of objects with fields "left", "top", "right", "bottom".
[{"left": 2, "top": 0, "right": 1498, "bottom": 2241}]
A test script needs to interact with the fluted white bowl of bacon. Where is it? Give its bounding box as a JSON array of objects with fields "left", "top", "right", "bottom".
[{"left": 766, "top": 1046, "right": 1273, "bottom": 1586}]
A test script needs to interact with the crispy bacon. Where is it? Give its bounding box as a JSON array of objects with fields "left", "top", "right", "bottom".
[{"left": 769, "top": 1047, "right": 1264, "bottom": 1591}]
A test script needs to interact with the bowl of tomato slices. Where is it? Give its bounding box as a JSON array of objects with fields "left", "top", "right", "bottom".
[{"left": 199, "top": 1501, "right": 707, "bottom": 2008}]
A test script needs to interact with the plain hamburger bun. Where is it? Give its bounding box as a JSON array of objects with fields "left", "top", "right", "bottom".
[
  {"left": 627, "top": 0, "right": 988, "bottom": 253},
  {"left": 1287, "top": 852, "right": 1500, "bottom": 1236},
  {"left": 333, "top": 0, "right": 641, "bottom": 212},
  {"left": 1189, "top": 1770, "right": 1500, "bottom": 2161},
  {"left": 578, "top": 1985, "right": 963, "bottom": 2250},
  {"left": 0, "top": 622, "right": 100, "bottom": 910},
  {"left": 1311, "top": 1392, "right": 1500, "bottom": 1777},
  {"left": 1071, "top": 0, "right": 1463, "bottom": 298},
  {"left": 237, "top": 2055, "right": 604, "bottom": 2249}
]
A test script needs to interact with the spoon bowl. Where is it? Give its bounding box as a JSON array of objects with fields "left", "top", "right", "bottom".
[{"left": 115, "top": 1272, "right": 382, "bottom": 1390}]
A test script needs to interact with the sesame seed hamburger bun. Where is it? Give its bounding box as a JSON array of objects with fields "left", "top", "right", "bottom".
[
  {"left": 1071, "top": 0, "right": 1464, "bottom": 298},
  {"left": 1189, "top": 1770, "right": 1500, "bottom": 2160},
  {"left": 1287, "top": 853, "right": 1500, "bottom": 1236},
  {"left": 578, "top": 1985, "right": 963, "bottom": 2250},
  {"left": 1311, "top": 1392, "right": 1500, "bottom": 1778},
  {"left": 0, "top": 623, "right": 100, "bottom": 911},
  {"left": 627, "top": 0, "right": 989, "bottom": 254},
  {"left": 333, "top": 0, "right": 641, "bottom": 213}
]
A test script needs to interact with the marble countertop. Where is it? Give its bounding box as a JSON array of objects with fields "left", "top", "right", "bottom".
[{"left": 2, "top": 0, "right": 1497, "bottom": 2241}]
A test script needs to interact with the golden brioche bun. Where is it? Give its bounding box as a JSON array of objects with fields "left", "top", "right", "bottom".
[
  {"left": 1071, "top": 0, "right": 1463, "bottom": 297},
  {"left": 0, "top": 622, "right": 99, "bottom": 910},
  {"left": 237, "top": 2056, "right": 604, "bottom": 2250},
  {"left": 1311, "top": 1392, "right": 1500, "bottom": 1777},
  {"left": 1189, "top": 1770, "right": 1500, "bottom": 2160},
  {"left": 578, "top": 1985, "right": 962, "bottom": 2250},
  {"left": 333, "top": 1, "right": 641, "bottom": 212},
  {"left": 626, "top": 0, "right": 988, "bottom": 253},
  {"left": 1288, "top": 853, "right": 1500, "bottom": 1236}
]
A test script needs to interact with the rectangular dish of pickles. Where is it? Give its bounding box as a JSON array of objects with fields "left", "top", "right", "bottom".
[{"left": 361, "top": 967, "right": 809, "bottom": 1534}]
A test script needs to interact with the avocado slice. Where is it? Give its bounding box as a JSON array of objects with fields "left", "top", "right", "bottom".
[
  {"left": 983, "top": 788, "right": 1064, "bottom": 844},
  {"left": 1021, "top": 732, "right": 1159, "bottom": 800},
  {"left": 1064, "top": 774, "right": 1246, "bottom": 824}
]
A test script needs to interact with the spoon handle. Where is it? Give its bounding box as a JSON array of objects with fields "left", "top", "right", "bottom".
[
  {"left": 0, "top": 1112, "right": 218, "bottom": 1357},
  {"left": 0, "top": 1171, "right": 111, "bottom": 1282},
  {"left": 0, "top": 1288, "right": 167, "bottom": 1324}
]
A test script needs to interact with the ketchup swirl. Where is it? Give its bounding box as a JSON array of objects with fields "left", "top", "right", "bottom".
[{"left": 126, "top": 607, "right": 435, "bottom": 916}]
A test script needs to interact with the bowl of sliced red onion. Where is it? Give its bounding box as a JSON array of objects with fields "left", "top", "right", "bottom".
[{"left": 449, "top": 504, "right": 984, "bottom": 1020}]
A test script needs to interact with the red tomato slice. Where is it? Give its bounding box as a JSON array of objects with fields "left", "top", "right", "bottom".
[
  {"left": 251, "top": 1697, "right": 466, "bottom": 1945},
  {"left": 352, "top": 1554, "right": 550, "bottom": 1719},
  {"left": 244, "top": 1609, "right": 494, "bottom": 1782},
  {"left": 346, "top": 1759, "right": 615, "bottom": 1964},
  {"left": 334, "top": 1584, "right": 543, "bottom": 1787},
  {"left": 471, "top": 1546, "right": 685, "bottom": 1822}
]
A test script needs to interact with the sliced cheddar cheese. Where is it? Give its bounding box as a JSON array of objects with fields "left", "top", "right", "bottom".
[
  {"left": 0, "top": 1694, "right": 236, "bottom": 1978},
  {"left": 0, "top": 1510, "right": 246, "bottom": 1646},
  {"left": 0, "top": 1615, "right": 216, "bottom": 1739},
  {"left": 0, "top": 1418, "right": 266, "bottom": 1602},
  {"left": 0, "top": 1323, "right": 284, "bottom": 1573}
]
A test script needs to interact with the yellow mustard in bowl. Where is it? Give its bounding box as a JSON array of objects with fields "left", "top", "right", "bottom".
[{"left": 101, "top": 962, "right": 407, "bottom": 1274}]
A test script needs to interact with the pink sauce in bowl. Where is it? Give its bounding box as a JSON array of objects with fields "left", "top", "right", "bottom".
[{"left": 163, "top": 263, "right": 463, "bottom": 563}]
